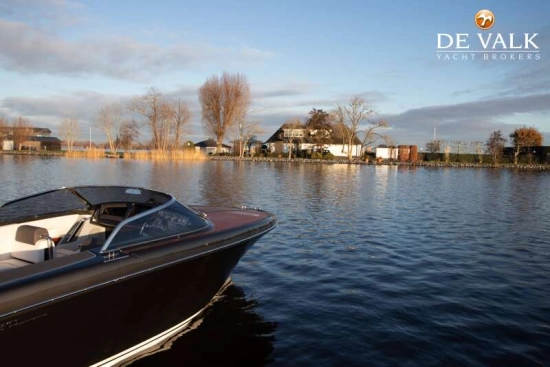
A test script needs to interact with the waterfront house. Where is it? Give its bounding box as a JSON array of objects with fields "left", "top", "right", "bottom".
[
  {"left": 194, "top": 139, "right": 232, "bottom": 155},
  {"left": 0, "top": 127, "right": 62, "bottom": 151},
  {"left": 265, "top": 123, "right": 363, "bottom": 158}
]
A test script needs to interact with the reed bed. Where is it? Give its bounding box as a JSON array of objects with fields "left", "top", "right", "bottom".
[
  {"left": 125, "top": 150, "right": 207, "bottom": 161},
  {"left": 64, "top": 148, "right": 106, "bottom": 159}
]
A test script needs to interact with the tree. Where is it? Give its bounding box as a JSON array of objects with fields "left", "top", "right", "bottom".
[
  {"left": 96, "top": 103, "right": 125, "bottom": 153},
  {"left": 426, "top": 140, "right": 443, "bottom": 153},
  {"left": 333, "top": 96, "right": 384, "bottom": 160},
  {"left": 444, "top": 144, "right": 451, "bottom": 162},
  {"left": 131, "top": 87, "right": 164, "bottom": 151},
  {"left": 279, "top": 118, "right": 303, "bottom": 159},
  {"left": 486, "top": 130, "right": 507, "bottom": 164},
  {"left": 452, "top": 140, "right": 465, "bottom": 155},
  {"left": 170, "top": 99, "right": 192, "bottom": 151},
  {"left": 470, "top": 140, "right": 484, "bottom": 163},
  {"left": 306, "top": 108, "right": 332, "bottom": 154},
  {"left": 131, "top": 89, "right": 192, "bottom": 152},
  {"left": 236, "top": 120, "right": 263, "bottom": 158},
  {"left": 0, "top": 117, "right": 7, "bottom": 147},
  {"left": 11, "top": 117, "right": 33, "bottom": 150},
  {"left": 59, "top": 118, "right": 80, "bottom": 152},
  {"left": 509, "top": 126, "right": 543, "bottom": 164},
  {"left": 119, "top": 119, "right": 140, "bottom": 150},
  {"left": 199, "top": 72, "right": 251, "bottom": 154}
]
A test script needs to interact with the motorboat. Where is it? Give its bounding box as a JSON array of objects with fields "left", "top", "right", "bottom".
[{"left": 0, "top": 186, "right": 277, "bottom": 366}]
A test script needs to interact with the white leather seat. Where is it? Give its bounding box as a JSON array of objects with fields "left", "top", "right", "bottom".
[{"left": 11, "top": 225, "right": 53, "bottom": 263}]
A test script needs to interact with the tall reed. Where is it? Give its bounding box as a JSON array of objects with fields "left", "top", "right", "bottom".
[
  {"left": 64, "top": 148, "right": 106, "bottom": 159},
  {"left": 125, "top": 150, "right": 206, "bottom": 161}
]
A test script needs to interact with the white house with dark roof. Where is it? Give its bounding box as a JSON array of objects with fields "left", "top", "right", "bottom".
[
  {"left": 264, "top": 123, "right": 363, "bottom": 158},
  {"left": 194, "top": 139, "right": 232, "bottom": 155}
]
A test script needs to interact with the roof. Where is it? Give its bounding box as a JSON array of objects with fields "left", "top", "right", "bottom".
[
  {"left": 265, "top": 123, "right": 362, "bottom": 145},
  {"left": 0, "top": 127, "right": 51, "bottom": 135},
  {"left": 32, "top": 128, "right": 52, "bottom": 135},
  {"left": 194, "top": 139, "right": 231, "bottom": 148},
  {"left": 27, "top": 136, "right": 62, "bottom": 143}
]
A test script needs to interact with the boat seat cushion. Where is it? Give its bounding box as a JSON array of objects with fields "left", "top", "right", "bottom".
[
  {"left": 11, "top": 225, "right": 51, "bottom": 263},
  {"left": 0, "top": 258, "right": 30, "bottom": 272}
]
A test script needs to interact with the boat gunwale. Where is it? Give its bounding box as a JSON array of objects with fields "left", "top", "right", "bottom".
[{"left": 0, "top": 217, "right": 277, "bottom": 319}]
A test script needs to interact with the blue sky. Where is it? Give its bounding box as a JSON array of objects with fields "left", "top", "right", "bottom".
[{"left": 0, "top": 0, "right": 549, "bottom": 148}]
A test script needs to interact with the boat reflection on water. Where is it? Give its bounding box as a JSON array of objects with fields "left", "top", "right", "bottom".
[{"left": 125, "top": 280, "right": 277, "bottom": 366}]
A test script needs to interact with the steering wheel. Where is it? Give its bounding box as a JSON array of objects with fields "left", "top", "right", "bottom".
[{"left": 139, "top": 222, "right": 149, "bottom": 237}]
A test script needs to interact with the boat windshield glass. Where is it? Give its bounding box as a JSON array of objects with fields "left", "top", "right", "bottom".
[
  {"left": 105, "top": 201, "right": 209, "bottom": 250},
  {"left": 74, "top": 186, "right": 171, "bottom": 206},
  {"left": 0, "top": 189, "right": 88, "bottom": 224}
]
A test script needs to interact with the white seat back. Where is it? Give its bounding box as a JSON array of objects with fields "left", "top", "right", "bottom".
[{"left": 11, "top": 225, "right": 52, "bottom": 263}]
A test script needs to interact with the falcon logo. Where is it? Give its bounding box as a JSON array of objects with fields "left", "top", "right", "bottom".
[{"left": 475, "top": 10, "right": 494, "bottom": 30}]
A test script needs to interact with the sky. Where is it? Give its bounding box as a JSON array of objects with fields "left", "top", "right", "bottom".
[{"left": 0, "top": 0, "right": 549, "bottom": 149}]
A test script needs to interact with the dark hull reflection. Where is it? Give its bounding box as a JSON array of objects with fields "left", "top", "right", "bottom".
[{"left": 127, "top": 281, "right": 277, "bottom": 366}]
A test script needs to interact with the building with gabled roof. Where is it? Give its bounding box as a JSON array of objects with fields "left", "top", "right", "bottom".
[
  {"left": 265, "top": 123, "right": 363, "bottom": 158},
  {"left": 0, "top": 126, "right": 61, "bottom": 151},
  {"left": 194, "top": 139, "right": 232, "bottom": 155}
]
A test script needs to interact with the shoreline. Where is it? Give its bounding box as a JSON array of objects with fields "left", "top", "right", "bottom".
[
  {"left": 1, "top": 150, "right": 548, "bottom": 171},
  {"left": 207, "top": 156, "right": 550, "bottom": 170}
]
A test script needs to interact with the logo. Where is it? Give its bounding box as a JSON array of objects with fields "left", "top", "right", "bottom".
[
  {"left": 435, "top": 8, "right": 540, "bottom": 61},
  {"left": 475, "top": 10, "right": 494, "bottom": 30}
]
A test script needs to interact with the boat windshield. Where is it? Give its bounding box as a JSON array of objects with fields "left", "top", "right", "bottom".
[
  {"left": 103, "top": 201, "right": 210, "bottom": 251},
  {"left": 0, "top": 189, "right": 88, "bottom": 224},
  {"left": 0, "top": 186, "right": 172, "bottom": 225},
  {"left": 73, "top": 186, "right": 171, "bottom": 206}
]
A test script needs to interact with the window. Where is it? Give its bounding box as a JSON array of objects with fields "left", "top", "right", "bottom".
[{"left": 106, "top": 202, "right": 209, "bottom": 250}]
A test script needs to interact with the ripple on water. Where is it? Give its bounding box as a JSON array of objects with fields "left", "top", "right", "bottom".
[{"left": 2, "top": 159, "right": 550, "bottom": 366}]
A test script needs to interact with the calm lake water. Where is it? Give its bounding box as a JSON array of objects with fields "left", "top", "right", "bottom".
[{"left": 1, "top": 155, "right": 550, "bottom": 366}]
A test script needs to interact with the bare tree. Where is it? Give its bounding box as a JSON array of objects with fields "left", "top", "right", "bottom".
[
  {"left": 96, "top": 103, "right": 125, "bottom": 153},
  {"left": 157, "top": 101, "right": 173, "bottom": 152},
  {"left": 333, "top": 97, "right": 383, "bottom": 160},
  {"left": 11, "top": 117, "right": 33, "bottom": 150},
  {"left": 279, "top": 118, "right": 303, "bottom": 159},
  {"left": 444, "top": 144, "right": 451, "bottom": 162},
  {"left": 234, "top": 119, "right": 263, "bottom": 158},
  {"left": 509, "top": 126, "right": 543, "bottom": 164},
  {"left": 119, "top": 119, "right": 140, "bottom": 150},
  {"left": 0, "top": 117, "right": 7, "bottom": 147},
  {"left": 486, "top": 130, "right": 506, "bottom": 165},
  {"left": 199, "top": 72, "right": 251, "bottom": 154},
  {"left": 470, "top": 140, "right": 484, "bottom": 163},
  {"left": 426, "top": 140, "right": 443, "bottom": 154},
  {"left": 356, "top": 119, "right": 390, "bottom": 157},
  {"left": 452, "top": 140, "right": 465, "bottom": 155},
  {"left": 59, "top": 118, "right": 80, "bottom": 152},
  {"left": 131, "top": 87, "right": 164, "bottom": 151},
  {"left": 170, "top": 99, "right": 192, "bottom": 150}
]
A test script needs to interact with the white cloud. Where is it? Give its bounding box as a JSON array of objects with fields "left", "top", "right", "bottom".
[
  {"left": 0, "top": 18, "right": 275, "bottom": 81},
  {"left": 382, "top": 93, "right": 550, "bottom": 145}
]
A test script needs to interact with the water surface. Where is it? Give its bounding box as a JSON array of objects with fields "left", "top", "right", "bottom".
[{"left": 2, "top": 155, "right": 549, "bottom": 366}]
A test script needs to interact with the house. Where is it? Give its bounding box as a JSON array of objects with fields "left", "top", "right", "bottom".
[
  {"left": 375, "top": 145, "right": 398, "bottom": 160},
  {"left": 0, "top": 126, "right": 61, "bottom": 151},
  {"left": 194, "top": 139, "right": 232, "bottom": 155},
  {"left": 21, "top": 136, "right": 62, "bottom": 151},
  {"left": 265, "top": 123, "right": 363, "bottom": 158}
]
